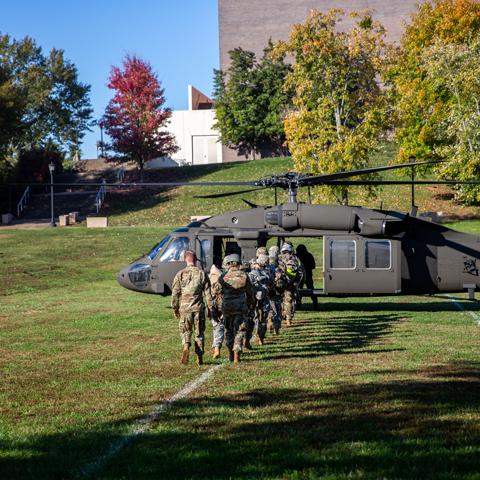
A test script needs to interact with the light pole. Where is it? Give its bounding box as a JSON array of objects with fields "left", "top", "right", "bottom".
[{"left": 48, "top": 162, "right": 56, "bottom": 227}]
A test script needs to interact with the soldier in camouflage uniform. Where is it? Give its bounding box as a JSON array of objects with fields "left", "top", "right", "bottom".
[
  {"left": 268, "top": 245, "right": 285, "bottom": 334},
  {"left": 171, "top": 250, "right": 213, "bottom": 365},
  {"left": 220, "top": 253, "right": 254, "bottom": 364},
  {"left": 209, "top": 264, "right": 224, "bottom": 359},
  {"left": 245, "top": 246, "right": 269, "bottom": 349},
  {"left": 278, "top": 242, "right": 302, "bottom": 327},
  {"left": 247, "top": 254, "right": 273, "bottom": 345}
]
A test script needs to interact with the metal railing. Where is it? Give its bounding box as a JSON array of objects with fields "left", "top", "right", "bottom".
[
  {"left": 17, "top": 186, "right": 30, "bottom": 217},
  {"left": 117, "top": 167, "right": 125, "bottom": 183},
  {"left": 95, "top": 179, "right": 107, "bottom": 213}
]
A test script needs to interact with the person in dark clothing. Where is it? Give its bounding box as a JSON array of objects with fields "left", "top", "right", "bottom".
[{"left": 296, "top": 244, "right": 318, "bottom": 309}]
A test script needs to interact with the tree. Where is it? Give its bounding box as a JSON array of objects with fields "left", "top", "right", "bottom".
[
  {"left": 387, "top": 0, "right": 480, "bottom": 164},
  {"left": 100, "top": 55, "right": 177, "bottom": 180},
  {"left": 0, "top": 33, "right": 94, "bottom": 162},
  {"left": 276, "top": 10, "right": 388, "bottom": 204},
  {"left": 213, "top": 41, "right": 290, "bottom": 158},
  {"left": 421, "top": 39, "right": 480, "bottom": 203}
]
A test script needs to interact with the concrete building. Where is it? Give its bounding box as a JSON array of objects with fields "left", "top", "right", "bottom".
[{"left": 146, "top": 85, "right": 222, "bottom": 169}]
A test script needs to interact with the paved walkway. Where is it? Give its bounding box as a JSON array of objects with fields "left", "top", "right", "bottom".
[{"left": 0, "top": 219, "right": 54, "bottom": 229}]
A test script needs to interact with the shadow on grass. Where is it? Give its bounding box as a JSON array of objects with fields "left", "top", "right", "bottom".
[
  {"left": 300, "top": 299, "right": 480, "bottom": 313},
  {"left": 247, "top": 312, "right": 404, "bottom": 361},
  {"left": 2, "top": 363, "right": 478, "bottom": 480}
]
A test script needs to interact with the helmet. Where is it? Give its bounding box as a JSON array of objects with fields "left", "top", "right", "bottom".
[
  {"left": 224, "top": 253, "right": 240, "bottom": 265},
  {"left": 256, "top": 247, "right": 268, "bottom": 257},
  {"left": 281, "top": 243, "right": 292, "bottom": 253},
  {"left": 257, "top": 254, "right": 269, "bottom": 267}
]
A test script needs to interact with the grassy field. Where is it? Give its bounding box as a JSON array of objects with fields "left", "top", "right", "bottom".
[
  {"left": 1, "top": 225, "right": 480, "bottom": 479},
  {"left": 102, "top": 145, "right": 480, "bottom": 226}
]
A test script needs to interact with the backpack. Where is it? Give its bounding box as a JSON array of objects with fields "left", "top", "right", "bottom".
[{"left": 280, "top": 254, "right": 301, "bottom": 285}]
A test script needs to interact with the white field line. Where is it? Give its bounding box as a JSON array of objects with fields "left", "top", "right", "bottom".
[
  {"left": 78, "top": 363, "right": 224, "bottom": 478},
  {"left": 447, "top": 295, "right": 480, "bottom": 326}
]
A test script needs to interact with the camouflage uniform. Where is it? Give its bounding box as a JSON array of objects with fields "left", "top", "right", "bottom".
[
  {"left": 209, "top": 265, "right": 224, "bottom": 349},
  {"left": 278, "top": 247, "right": 302, "bottom": 325},
  {"left": 267, "top": 246, "right": 283, "bottom": 332},
  {"left": 220, "top": 264, "right": 254, "bottom": 353},
  {"left": 171, "top": 265, "right": 213, "bottom": 354},
  {"left": 247, "top": 255, "right": 273, "bottom": 343}
]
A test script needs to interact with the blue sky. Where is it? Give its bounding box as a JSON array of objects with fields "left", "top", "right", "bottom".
[{"left": 1, "top": 0, "right": 219, "bottom": 158}]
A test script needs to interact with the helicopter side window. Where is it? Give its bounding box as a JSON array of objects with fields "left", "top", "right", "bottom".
[
  {"left": 330, "top": 240, "right": 356, "bottom": 270},
  {"left": 147, "top": 235, "right": 172, "bottom": 260},
  {"left": 365, "top": 240, "right": 391, "bottom": 269},
  {"left": 159, "top": 237, "right": 190, "bottom": 262}
]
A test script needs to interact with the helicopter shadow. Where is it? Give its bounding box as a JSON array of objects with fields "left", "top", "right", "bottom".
[{"left": 246, "top": 312, "right": 405, "bottom": 362}]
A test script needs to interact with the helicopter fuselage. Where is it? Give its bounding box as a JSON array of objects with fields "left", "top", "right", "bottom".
[{"left": 117, "top": 202, "right": 480, "bottom": 298}]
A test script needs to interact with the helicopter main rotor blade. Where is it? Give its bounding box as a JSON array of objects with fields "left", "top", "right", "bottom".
[
  {"left": 193, "top": 186, "right": 267, "bottom": 199},
  {"left": 1, "top": 180, "right": 259, "bottom": 188},
  {"left": 300, "top": 159, "right": 444, "bottom": 186},
  {"left": 324, "top": 179, "right": 480, "bottom": 185}
]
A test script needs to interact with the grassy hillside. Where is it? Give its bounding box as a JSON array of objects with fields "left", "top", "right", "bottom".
[
  {"left": 102, "top": 145, "right": 480, "bottom": 226},
  {"left": 1, "top": 224, "right": 480, "bottom": 479}
]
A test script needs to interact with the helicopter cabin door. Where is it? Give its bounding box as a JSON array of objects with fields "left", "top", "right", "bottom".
[{"left": 324, "top": 236, "right": 401, "bottom": 295}]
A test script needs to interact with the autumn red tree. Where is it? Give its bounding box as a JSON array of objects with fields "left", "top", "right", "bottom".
[{"left": 100, "top": 55, "right": 177, "bottom": 180}]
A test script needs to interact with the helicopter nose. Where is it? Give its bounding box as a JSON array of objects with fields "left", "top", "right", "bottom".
[{"left": 117, "top": 265, "right": 134, "bottom": 290}]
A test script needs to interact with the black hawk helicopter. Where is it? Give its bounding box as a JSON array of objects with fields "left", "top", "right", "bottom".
[{"left": 113, "top": 159, "right": 480, "bottom": 300}]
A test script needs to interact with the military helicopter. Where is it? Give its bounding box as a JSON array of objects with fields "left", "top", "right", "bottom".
[{"left": 115, "top": 159, "right": 480, "bottom": 300}]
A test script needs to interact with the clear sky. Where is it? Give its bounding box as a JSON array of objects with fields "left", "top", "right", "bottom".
[{"left": 1, "top": 0, "right": 219, "bottom": 158}]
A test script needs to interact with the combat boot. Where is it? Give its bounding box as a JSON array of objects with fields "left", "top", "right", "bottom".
[
  {"left": 233, "top": 351, "right": 240, "bottom": 365},
  {"left": 213, "top": 346, "right": 221, "bottom": 359},
  {"left": 181, "top": 345, "right": 190, "bottom": 365},
  {"left": 194, "top": 344, "right": 203, "bottom": 366},
  {"left": 273, "top": 327, "right": 280, "bottom": 335},
  {"left": 228, "top": 348, "right": 234, "bottom": 362},
  {"left": 285, "top": 318, "right": 292, "bottom": 327},
  {"left": 244, "top": 339, "right": 253, "bottom": 350},
  {"left": 257, "top": 336, "right": 264, "bottom": 346}
]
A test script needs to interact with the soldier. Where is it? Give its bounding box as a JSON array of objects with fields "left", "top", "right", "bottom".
[
  {"left": 278, "top": 242, "right": 302, "bottom": 327},
  {"left": 171, "top": 250, "right": 213, "bottom": 366},
  {"left": 247, "top": 254, "right": 273, "bottom": 346},
  {"left": 209, "top": 264, "right": 224, "bottom": 359},
  {"left": 268, "top": 245, "right": 285, "bottom": 334},
  {"left": 296, "top": 244, "right": 318, "bottom": 309},
  {"left": 220, "top": 253, "right": 254, "bottom": 364}
]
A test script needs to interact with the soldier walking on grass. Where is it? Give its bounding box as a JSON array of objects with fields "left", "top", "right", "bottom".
[
  {"left": 278, "top": 242, "right": 302, "bottom": 327},
  {"left": 247, "top": 253, "right": 273, "bottom": 346},
  {"left": 220, "top": 253, "right": 254, "bottom": 365},
  {"left": 209, "top": 264, "right": 224, "bottom": 359},
  {"left": 268, "top": 245, "right": 286, "bottom": 335},
  {"left": 171, "top": 250, "right": 213, "bottom": 366}
]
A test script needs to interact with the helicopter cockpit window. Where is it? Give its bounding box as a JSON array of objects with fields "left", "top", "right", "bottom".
[
  {"left": 199, "top": 239, "right": 211, "bottom": 268},
  {"left": 365, "top": 240, "right": 391, "bottom": 269},
  {"left": 159, "top": 237, "right": 190, "bottom": 262},
  {"left": 330, "top": 240, "right": 356, "bottom": 270},
  {"left": 147, "top": 235, "right": 172, "bottom": 260}
]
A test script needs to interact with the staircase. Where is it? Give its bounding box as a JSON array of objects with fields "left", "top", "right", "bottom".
[{"left": 17, "top": 167, "right": 121, "bottom": 221}]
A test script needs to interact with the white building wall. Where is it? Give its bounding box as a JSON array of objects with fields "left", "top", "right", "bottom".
[{"left": 146, "top": 109, "right": 222, "bottom": 169}]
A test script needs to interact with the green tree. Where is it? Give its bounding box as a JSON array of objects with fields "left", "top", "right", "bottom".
[
  {"left": 213, "top": 41, "right": 290, "bottom": 158},
  {"left": 277, "top": 10, "right": 388, "bottom": 204},
  {"left": 387, "top": 0, "right": 480, "bottom": 164},
  {"left": 0, "top": 33, "right": 93, "bottom": 166},
  {"left": 421, "top": 39, "right": 480, "bottom": 203}
]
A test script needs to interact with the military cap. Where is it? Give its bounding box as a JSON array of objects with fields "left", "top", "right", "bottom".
[
  {"left": 256, "top": 246, "right": 268, "bottom": 257},
  {"left": 281, "top": 242, "right": 293, "bottom": 253},
  {"left": 224, "top": 253, "right": 240, "bottom": 265},
  {"left": 269, "top": 245, "right": 279, "bottom": 257}
]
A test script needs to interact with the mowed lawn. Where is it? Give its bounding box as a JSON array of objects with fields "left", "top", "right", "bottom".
[{"left": 1, "top": 225, "right": 480, "bottom": 479}]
